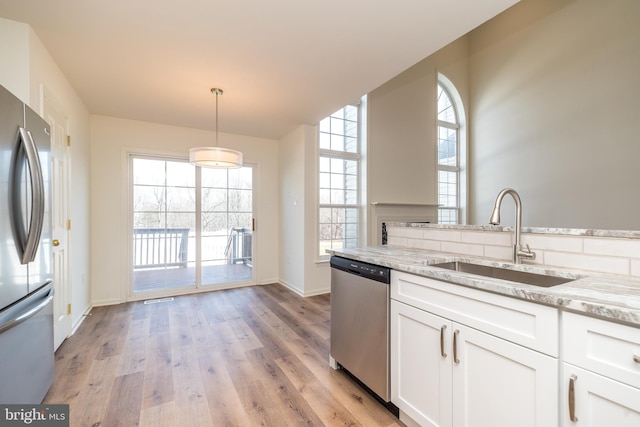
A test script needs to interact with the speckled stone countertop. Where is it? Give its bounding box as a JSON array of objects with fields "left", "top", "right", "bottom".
[
  {"left": 328, "top": 245, "right": 640, "bottom": 327},
  {"left": 388, "top": 222, "right": 640, "bottom": 238}
]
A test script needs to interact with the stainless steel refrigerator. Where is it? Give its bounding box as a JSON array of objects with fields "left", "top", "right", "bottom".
[{"left": 0, "top": 84, "right": 54, "bottom": 403}]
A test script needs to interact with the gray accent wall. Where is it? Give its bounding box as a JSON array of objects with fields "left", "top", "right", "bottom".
[
  {"left": 367, "top": 0, "right": 640, "bottom": 231},
  {"left": 469, "top": 0, "right": 640, "bottom": 230}
]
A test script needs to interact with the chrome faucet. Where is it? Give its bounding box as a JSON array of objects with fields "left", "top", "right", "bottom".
[{"left": 489, "top": 188, "right": 536, "bottom": 264}]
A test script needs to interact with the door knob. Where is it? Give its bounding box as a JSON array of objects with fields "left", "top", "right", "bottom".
[{"left": 52, "top": 239, "right": 60, "bottom": 247}]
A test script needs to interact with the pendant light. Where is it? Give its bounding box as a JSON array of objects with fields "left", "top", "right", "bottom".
[{"left": 189, "top": 88, "right": 243, "bottom": 168}]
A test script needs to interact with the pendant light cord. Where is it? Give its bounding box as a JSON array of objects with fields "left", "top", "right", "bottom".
[
  {"left": 212, "top": 87, "right": 223, "bottom": 147},
  {"left": 215, "top": 90, "right": 219, "bottom": 147}
]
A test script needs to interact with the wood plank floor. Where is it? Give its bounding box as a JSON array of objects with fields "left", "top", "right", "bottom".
[{"left": 44, "top": 284, "right": 403, "bottom": 427}]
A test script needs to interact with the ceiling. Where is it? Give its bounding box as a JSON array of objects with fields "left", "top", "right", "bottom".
[{"left": 0, "top": 0, "right": 519, "bottom": 139}]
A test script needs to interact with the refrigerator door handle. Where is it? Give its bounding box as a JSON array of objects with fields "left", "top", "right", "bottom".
[
  {"left": 0, "top": 284, "right": 54, "bottom": 334},
  {"left": 17, "top": 127, "right": 45, "bottom": 264}
]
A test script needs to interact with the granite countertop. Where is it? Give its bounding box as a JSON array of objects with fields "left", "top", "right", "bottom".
[
  {"left": 328, "top": 245, "right": 640, "bottom": 327},
  {"left": 387, "top": 221, "right": 640, "bottom": 239}
]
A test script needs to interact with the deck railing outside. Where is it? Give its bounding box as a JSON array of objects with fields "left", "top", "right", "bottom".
[
  {"left": 133, "top": 228, "right": 190, "bottom": 269},
  {"left": 224, "top": 227, "right": 252, "bottom": 265}
]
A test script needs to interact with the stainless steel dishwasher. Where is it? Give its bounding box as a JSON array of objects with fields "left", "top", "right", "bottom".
[{"left": 330, "top": 256, "right": 395, "bottom": 410}]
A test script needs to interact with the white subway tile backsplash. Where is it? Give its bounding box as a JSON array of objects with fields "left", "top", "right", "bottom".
[
  {"left": 583, "top": 237, "right": 640, "bottom": 258},
  {"left": 387, "top": 236, "right": 407, "bottom": 246},
  {"left": 543, "top": 251, "right": 629, "bottom": 275},
  {"left": 387, "top": 226, "right": 424, "bottom": 239},
  {"left": 523, "top": 234, "right": 583, "bottom": 253},
  {"left": 387, "top": 224, "right": 640, "bottom": 278},
  {"left": 631, "top": 259, "right": 640, "bottom": 278},
  {"left": 483, "top": 245, "right": 514, "bottom": 261},
  {"left": 441, "top": 241, "right": 485, "bottom": 257},
  {"left": 423, "top": 229, "right": 462, "bottom": 242},
  {"left": 407, "top": 238, "right": 441, "bottom": 251},
  {"left": 461, "top": 231, "right": 512, "bottom": 246}
]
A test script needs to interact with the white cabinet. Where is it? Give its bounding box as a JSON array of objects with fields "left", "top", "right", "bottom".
[
  {"left": 452, "top": 321, "right": 557, "bottom": 427},
  {"left": 391, "top": 301, "right": 451, "bottom": 427},
  {"left": 561, "top": 312, "right": 640, "bottom": 426},
  {"left": 391, "top": 271, "right": 558, "bottom": 427}
]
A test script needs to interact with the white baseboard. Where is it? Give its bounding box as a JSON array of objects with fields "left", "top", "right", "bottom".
[
  {"left": 329, "top": 355, "right": 338, "bottom": 370},
  {"left": 303, "top": 286, "right": 330, "bottom": 297},
  {"left": 70, "top": 304, "right": 93, "bottom": 335},
  {"left": 92, "top": 298, "right": 123, "bottom": 307},
  {"left": 278, "top": 279, "right": 304, "bottom": 296},
  {"left": 277, "top": 280, "right": 330, "bottom": 297}
]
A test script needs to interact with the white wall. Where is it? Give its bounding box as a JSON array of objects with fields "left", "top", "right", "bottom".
[
  {"left": 0, "top": 18, "right": 29, "bottom": 102},
  {"left": 278, "top": 124, "right": 331, "bottom": 296},
  {"left": 0, "top": 18, "right": 92, "bottom": 332},
  {"left": 468, "top": 0, "right": 640, "bottom": 230},
  {"left": 302, "top": 125, "right": 331, "bottom": 296},
  {"left": 278, "top": 126, "right": 306, "bottom": 294},
  {"left": 90, "top": 115, "right": 279, "bottom": 305}
]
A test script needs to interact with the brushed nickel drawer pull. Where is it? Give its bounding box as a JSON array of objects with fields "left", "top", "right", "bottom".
[
  {"left": 453, "top": 329, "right": 460, "bottom": 364},
  {"left": 569, "top": 374, "right": 578, "bottom": 422},
  {"left": 440, "top": 325, "right": 447, "bottom": 358}
]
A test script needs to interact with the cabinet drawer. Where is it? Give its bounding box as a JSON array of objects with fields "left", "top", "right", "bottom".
[
  {"left": 391, "top": 270, "right": 558, "bottom": 356},
  {"left": 563, "top": 312, "right": 640, "bottom": 389},
  {"left": 561, "top": 364, "right": 640, "bottom": 426}
]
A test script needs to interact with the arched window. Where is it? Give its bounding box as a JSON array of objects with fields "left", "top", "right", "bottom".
[{"left": 437, "top": 74, "right": 465, "bottom": 224}]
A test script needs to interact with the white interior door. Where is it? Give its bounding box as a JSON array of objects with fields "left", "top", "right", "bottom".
[{"left": 44, "top": 93, "right": 70, "bottom": 350}]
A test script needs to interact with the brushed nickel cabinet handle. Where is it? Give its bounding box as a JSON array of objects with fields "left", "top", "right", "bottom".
[
  {"left": 453, "top": 329, "right": 460, "bottom": 364},
  {"left": 440, "top": 325, "right": 447, "bottom": 358},
  {"left": 569, "top": 374, "right": 578, "bottom": 422}
]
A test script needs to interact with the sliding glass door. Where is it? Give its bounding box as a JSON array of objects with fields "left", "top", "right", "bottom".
[
  {"left": 130, "top": 155, "right": 253, "bottom": 295},
  {"left": 200, "top": 166, "right": 253, "bottom": 285}
]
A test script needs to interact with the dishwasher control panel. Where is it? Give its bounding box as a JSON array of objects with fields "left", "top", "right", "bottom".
[{"left": 330, "top": 256, "right": 391, "bottom": 284}]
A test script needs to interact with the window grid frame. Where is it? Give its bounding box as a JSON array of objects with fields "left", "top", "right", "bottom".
[
  {"left": 318, "top": 104, "right": 362, "bottom": 260},
  {"left": 437, "top": 83, "right": 461, "bottom": 224}
]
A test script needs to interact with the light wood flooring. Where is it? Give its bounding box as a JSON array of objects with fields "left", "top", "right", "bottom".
[{"left": 44, "top": 284, "right": 403, "bottom": 427}]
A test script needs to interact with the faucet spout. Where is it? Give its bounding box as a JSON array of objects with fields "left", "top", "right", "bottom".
[{"left": 489, "top": 188, "right": 536, "bottom": 264}]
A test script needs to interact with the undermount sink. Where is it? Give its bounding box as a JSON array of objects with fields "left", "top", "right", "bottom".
[{"left": 431, "top": 261, "right": 579, "bottom": 287}]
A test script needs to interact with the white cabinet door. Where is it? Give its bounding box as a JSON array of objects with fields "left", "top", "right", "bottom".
[
  {"left": 562, "top": 364, "right": 640, "bottom": 427},
  {"left": 452, "top": 324, "right": 559, "bottom": 427},
  {"left": 392, "top": 300, "right": 453, "bottom": 427}
]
